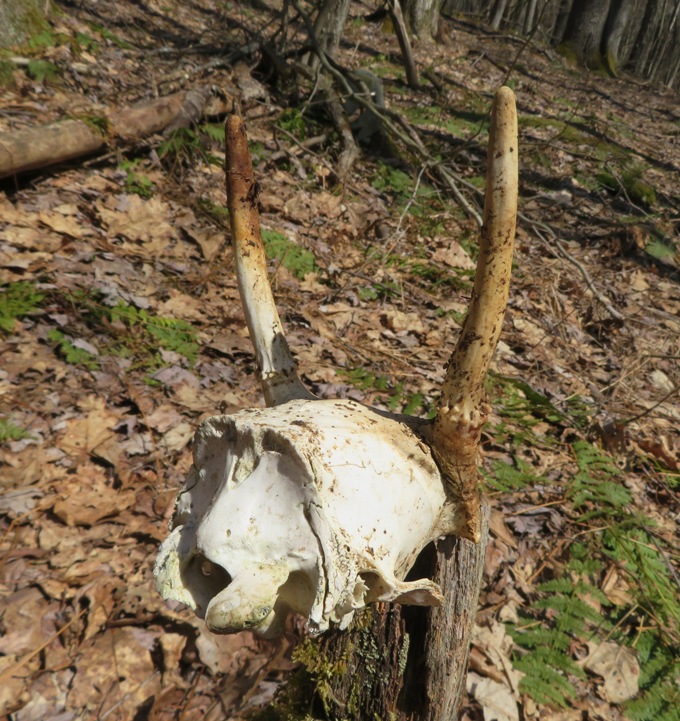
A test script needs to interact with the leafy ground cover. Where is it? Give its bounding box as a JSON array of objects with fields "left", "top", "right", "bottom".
[{"left": 0, "top": 2, "right": 678, "bottom": 720}]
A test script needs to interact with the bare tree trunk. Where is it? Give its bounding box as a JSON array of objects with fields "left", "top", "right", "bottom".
[
  {"left": 645, "top": 0, "right": 680, "bottom": 82},
  {"left": 403, "top": 0, "right": 442, "bottom": 40},
  {"left": 490, "top": 0, "right": 511, "bottom": 31},
  {"left": 559, "top": 0, "right": 612, "bottom": 67},
  {"left": 602, "top": 0, "right": 635, "bottom": 74},
  {"left": 523, "top": 0, "right": 539, "bottom": 33},
  {"left": 310, "top": 0, "right": 351, "bottom": 64},
  {"left": 388, "top": 0, "right": 420, "bottom": 88}
]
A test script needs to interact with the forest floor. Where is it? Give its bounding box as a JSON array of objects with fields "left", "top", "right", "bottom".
[{"left": 0, "top": 1, "right": 678, "bottom": 721}]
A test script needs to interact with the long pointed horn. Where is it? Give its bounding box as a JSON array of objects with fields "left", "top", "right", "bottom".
[
  {"left": 225, "top": 116, "right": 315, "bottom": 406},
  {"left": 431, "top": 87, "right": 518, "bottom": 542}
]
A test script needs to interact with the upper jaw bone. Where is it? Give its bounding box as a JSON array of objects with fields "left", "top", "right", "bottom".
[
  {"left": 155, "top": 398, "right": 455, "bottom": 634},
  {"left": 154, "top": 89, "right": 518, "bottom": 637}
]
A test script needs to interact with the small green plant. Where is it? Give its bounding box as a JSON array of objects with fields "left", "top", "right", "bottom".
[
  {"left": 74, "top": 32, "right": 99, "bottom": 54},
  {"left": 0, "top": 282, "right": 44, "bottom": 334},
  {"left": 596, "top": 162, "right": 656, "bottom": 207},
  {"left": 510, "top": 564, "right": 604, "bottom": 707},
  {"left": 261, "top": 230, "right": 317, "bottom": 279},
  {"left": 28, "top": 29, "right": 58, "bottom": 50},
  {"left": 0, "top": 417, "right": 33, "bottom": 444},
  {"left": 47, "top": 328, "right": 99, "bottom": 370},
  {"left": 341, "top": 367, "right": 433, "bottom": 417},
  {"left": 405, "top": 104, "right": 488, "bottom": 139},
  {"left": 105, "top": 301, "right": 199, "bottom": 367},
  {"left": 357, "top": 279, "right": 401, "bottom": 302},
  {"left": 277, "top": 109, "right": 307, "bottom": 139},
  {"left": 196, "top": 198, "right": 230, "bottom": 226},
  {"left": 27, "top": 59, "right": 59, "bottom": 83},
  {"left": 91, "top": 24, "right": 134, "bottom": 50},
  {"left": 159, "top": 125, "right": 223, "bottom": 169},
  {"left": 120, "top": 160, "right": 154, "bottom": 198},
  {"left": 408, "top": 260, "right": 472, "bottom": 291},
  {"left": 371, "top": 163, "right": 414, "bottom": 203},
  {"left": 43, "top": 290, "right": 200, "bottom": 373},
  {"left": 482, "top": 458, "right": 544, "bottom": 493},
  {"left": 201, "top": 123, "right": 225, "bottom": 143}
]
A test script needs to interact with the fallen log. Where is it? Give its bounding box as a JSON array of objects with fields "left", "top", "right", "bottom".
[{"left": 0, "top": 87, "right": 231, "bottom": 180}]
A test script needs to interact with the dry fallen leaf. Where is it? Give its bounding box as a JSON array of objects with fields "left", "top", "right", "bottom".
[
  {"left": 67, "top": 627, "right": 161, "bottom": 720},
  {"left": 432, "top": 240, "right": 475, "bottom": 269},
  {"left": 52, "top": 463, "right": 135, "bottom": 526},
  {"left": 582, "top": 640, "right": 640, "bottom": 703},
  {"left": 467, "top": 672, "right": 520, "bottom": 721}
]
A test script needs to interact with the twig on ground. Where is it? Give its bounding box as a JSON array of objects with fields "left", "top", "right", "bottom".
[
  {"left": 526, "top": 214, "right": 625, "bottom": 323},
  {"left": 0, "top": 609, "right": 87, "bottom": 685},
  {"left": 269, "top": 131, "right": 328, "bottom": 162},
  {"left": 625, "top": 384, "right": 679, "bottom": 425}
]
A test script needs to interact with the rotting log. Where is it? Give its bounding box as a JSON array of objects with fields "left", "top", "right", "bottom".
[{"left": 0, "top": 88, "right": 231, "bottom": 180}]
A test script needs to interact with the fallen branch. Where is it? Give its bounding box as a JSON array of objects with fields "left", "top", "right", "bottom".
[
  {"left": 527, "top": 215, "right": 625, "bottom": 323},
  {"left": 0, "top": 87, "right": 231, "bottom": 180},
  {"left": 292, "top": 0, "right": 487, "bottom": 225}
]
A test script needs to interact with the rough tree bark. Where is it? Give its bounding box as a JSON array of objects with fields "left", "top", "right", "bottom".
[
  {"left": 602, "top": 0, "right": 636, "bottom": 75},
  {"left": 560, "top": 0, "right": 613, "bottom": 68},
  {"left": 403, "top": 0, "right": 441, "bottom": 40},
  {"left": 309, "top": 0, "right": 351, "bottom": 68},
  {"left": 306, "top": 508, "right": 489, "bottom": 721}
]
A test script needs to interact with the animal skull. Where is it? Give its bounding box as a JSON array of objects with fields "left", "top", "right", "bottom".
[
  {"left": 155, "top": 400, "right": 455, "bottom": 636},
  {"left": 154, "top": 88, "right": 518, "bottom": 637}
]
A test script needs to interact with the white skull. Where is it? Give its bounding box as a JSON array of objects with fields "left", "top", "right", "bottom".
[{"left": 154, "top": 398, "right": 461, "bottom": 637}]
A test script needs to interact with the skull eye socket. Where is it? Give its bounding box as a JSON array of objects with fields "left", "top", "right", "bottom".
[{"left": 180, "top": 553, "right": 233, "bottom": 617}]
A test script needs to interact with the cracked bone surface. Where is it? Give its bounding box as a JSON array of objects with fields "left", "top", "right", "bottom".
[{"left": 154, "top": 88, "right": 518, "bottom": 637}]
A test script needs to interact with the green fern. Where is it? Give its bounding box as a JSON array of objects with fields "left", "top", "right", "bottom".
[
  {"left": 0, "top": 281, "right": 44, "bottom": 334},
  {"left": 47, "top": 329, "right": 99, "bottom": 370},
  {"left": 625, "top": 635, "right": 680, "bottom": 721},
  {"left": 261, "top": 229, "right": 317, "bottom": 279},
  {"left": 513, "top": 647, "right": 580, "bottom": 706},
  {"left": 109, "top": 302, "right": 199, "bottom": 366},
  {"left": 483, "top": 458, "right": 543, "bottom": 493},
  {"left": 570, "top": 441, "right": 632, "bottom": 511},
  {"left": 511, "top": 437, "right": 680, "bottom": 717}
]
